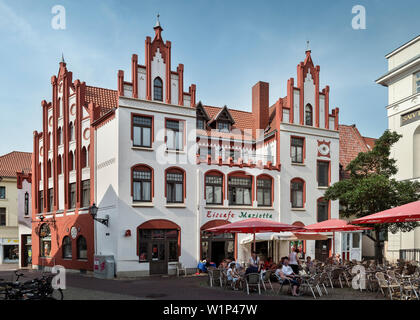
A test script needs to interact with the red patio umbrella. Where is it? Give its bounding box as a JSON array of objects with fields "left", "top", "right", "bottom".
[
  {"left": 298, "top": 219, "right": 372, "bottom": 256},
  {"left": 205, "top": 218, "right": 304, "bottom": 251},
  {"left": 351, "top": 200, "right": 420, "bottom": 224}
]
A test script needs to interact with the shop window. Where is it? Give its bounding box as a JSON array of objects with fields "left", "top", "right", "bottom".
[
  {"left": 62, "top": 236, "right": 72, "bottom": 259},
  {"left": 138, "top": 229, "right": 179, "bottom": 263},
  {"left": 77, "top": 236, "right": 87, "bottom": 260},
  {"left": 228, "top": 175, "right": 252, "bottom": 205},
  {"left": 132, "top": 166, "right": 152, "bottom": 202},
  {"left": 205, "top": 172, "right": 223, "bottom": 205},
  {"left": 40, "top": 224, "right": 51, "bottom": 257},
  {"left": 133, "top": 115, "right": 152, "bottom": 148}
]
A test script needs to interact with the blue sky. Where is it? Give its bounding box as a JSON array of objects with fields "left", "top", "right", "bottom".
[{"left": 0, "top": 0, "right": 419, "bottom": 155}]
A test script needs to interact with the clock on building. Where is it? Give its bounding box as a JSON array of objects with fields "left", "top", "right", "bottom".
[{"left": 317, "top": 140, "right": 331, "bottom": 157}]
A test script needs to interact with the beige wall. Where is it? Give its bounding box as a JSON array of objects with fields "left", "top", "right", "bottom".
[
  {"left": 388, "top": 39, "right": 420, "bottom": 70},
  {"left": 0, "top": 177, "right": 18, "bottom": 230}
]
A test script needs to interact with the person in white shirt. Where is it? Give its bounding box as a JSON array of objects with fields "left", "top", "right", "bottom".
[
  {"left": 275, "top": 258, "right": 300, "bottom": 296},
  {"left": 288, "top": 248, "right": 300, "bottom": 274},
  {"left": 227, "top": 263, "right": 241, "bottom": 290},
  {"left": 246, "top": 251, "right": 260, "bottom": 274}
]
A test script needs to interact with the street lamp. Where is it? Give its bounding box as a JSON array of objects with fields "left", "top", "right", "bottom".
[{"left": 89, "top": 203, "right": 109, "bottom": 227}]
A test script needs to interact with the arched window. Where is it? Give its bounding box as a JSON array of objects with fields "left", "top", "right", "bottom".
[
  {"left": 291, "top": 178, "right": 305, "bottom": 208},
  {"left": 81, "top": 147, "right": 87, "bottom": 168},
  {"left": 62, "top": 236, "right": 72, "bottom": 259},
  {"left": 39, "top": 224, "right": 51, "bottom": 257},
  {"left": 205, "top": 171, "right": 224, "bottom": 205},
  {"left": 69, "top": 122, "right": 74, "bottom": 142},
  {"left": 317, "top": 198, "right": 330, "bottom": 222},
  {"left": 47, "top": 159, "right": 52, "bottom": 178},
  {"left": 305, "top": 104, "right": 313, "bottom": 126},
  {"left": 414, "top": 126, "right": 420, "bottom": 177},
  {"left": 153, "top": 77, "right": 163, "bottom": 101},
  {"left": 68, "top": 151, "right": 74, "bottom": 171},
  {"left": 57, "top": 127, "right": 62, "bottom": 145},
  {"left": 165, "top": 167, "right": 185, "bottom": 203},
  {"left": 257, "top": 175, "right": 273, "bottom": 207},
  {"left": 77, "top": 236, "right": 87, "bottom": 260},
  {"left": 24, "top": 192, "right": 29, "bottom": 216},
  {"left": 132, "top": 165, "right": 153, "bottom": 202},
  {"left": 57, "top": 155, "right": 62, "bottom": 175}
]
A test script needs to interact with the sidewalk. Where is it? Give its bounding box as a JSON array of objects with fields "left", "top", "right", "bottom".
[{"left": 0, "top": 264, "right": 18, "bottom": 271}]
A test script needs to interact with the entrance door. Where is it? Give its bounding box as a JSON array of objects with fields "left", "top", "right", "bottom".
[
  {"left": 21, "top": 235, "right": 32, "bottom": 268},
  {"left": 149, "top": 241, "right": 168, "bottom": 275},
  {"left": 315, "top": 240, "right": 330, "bottom": 262},
  {"left": 211, "top": 241, "right": 225, "bottom": 266},
  {"left": 342, "top": 232, "right": 362, "bottom": 261}
]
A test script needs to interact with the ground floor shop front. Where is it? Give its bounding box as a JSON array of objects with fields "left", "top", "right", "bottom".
[{"left": 0, "top": 238, "right": 19, "bottom": 264}]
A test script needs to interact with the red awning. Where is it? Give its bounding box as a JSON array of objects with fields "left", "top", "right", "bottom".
[
  {"left": 352, "top": 200, "right": 420, "bottom": 224},
  {"left": 205, "top": 218, "right": 304, "bottom": 234}
]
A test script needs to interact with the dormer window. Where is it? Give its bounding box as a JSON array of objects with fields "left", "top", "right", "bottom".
[
  {"left": 218, "top": 121, "right": 230, "bottom": 132},
  {"left": 197, "top": 118, "right": 205, "bottom": 130},
  {"left": 153, "top": 77, "right": 163, "bottom": 101}
]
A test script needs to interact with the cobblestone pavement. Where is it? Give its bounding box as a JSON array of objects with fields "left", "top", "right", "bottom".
[{"left": 0, "top": 268, "right": 386, "bottom": 300}]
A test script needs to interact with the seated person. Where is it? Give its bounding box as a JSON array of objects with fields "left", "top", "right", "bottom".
[
  {"left": 218, "top": 259, "right": 228, "bottom": 269},
  {"left": 264, "top": 257, "right": 274, "bottom": 270},
  {"left": 245, "top": 251, "right": 260, "bottom": 274},
  {"left": 227, "top": 262, "right": 241, "bottom": 290},
  {"left": 275, "top": 268, "right": 300, "bottom": 297},
  {"left": 281, "top": 257, "right": 296, "bottom": 278},
  {"left": 305, "top": 256, "right": 314, "bottom": 270}
]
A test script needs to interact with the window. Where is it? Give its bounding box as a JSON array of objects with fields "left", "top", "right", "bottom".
[
  {"left": 81, "top": 180, "right": 90, "bottom": 207},
  {"left": 40, "top": 224, "right": 51, "bottom": 257},
  {"left": 57, "top": 155, "right": 62, "bottom": 175},
  {"left": 24, "top": 192, "right": 29, "bottom": 216},
  {"left": 415, "top": 71, "right": 420, "bottom": 94},
  {"left": 133, "top": 115, "right": 152, "bottom": 148},
  {"left": 305, "top": 104, "right": 313, "bottom": 126},
  {"left": 138, "top": 229, "right": 179, "bottom": 263},
  {"left": 153, "top": 77, "right": 163, "bottom": 101},
  {"left": 228, "top": 176, "right": 252, "bottom": 205},
  {"left": 0, "top": 186, "right": 5, "bottom": 199},
  {"left": 57, "top": 127, "right": 62, "bottom": 145},
  {"left": 69, "top": 122, "right": 74, "bottom": 142},
  {"left": 69, "top": 151, "right": 74, "bottom": 171},
  {"left": 38, "top": 191, "right": 43, "bottom": 213},
  {"left": 317, "top": 161, "right": 330, "bottom": 187},
  {"left": 317, "top": 199, "right": 329, "bottom": 222},
  {"left": 133, "top": 168, "right": 152, "bottom": 202},
  {"left": 218, "top": 121, "right": 230, "bottom": 132},
  {"left": 199, "top": 146, "right": 212, "bottom": 160},
  {"left": 62, "top": 236, "right": 72, "bottom": 259},
  {"left": 197, "top": 118, "right": 205, "bottom": 130},
  {"left": 77, "top": 236, "right": 87, "bottom": 260},
  {"left": 47, "top": 160, "right": 52, "bottom": 178},
  {"left": 48, "top": 188, "right": 53, "bottom": 212},
  {"left": 291, "top": 137, "right": 304, "bottom": 163},
  {"left": 205, "top": 173, "right": 223, "bottom": 205},
  {"left": 166, "top": 120, "right": 184, "bottom": 151},
  {"left": 166, "top": 170, "right": 184, "bottom": 203},
  {"left": 291, "top": 179, "right": 304, "bottom": 208},
  {"left": 0, "top": 208, "right": 5, "bottom": 226},
  {"left": 257, "top": 177, "right": 272, "bottom": 207},
  {"left": 81, "top": 147, "right": 87, "bottom": 168},
  {"left": 69, "top": 183, "right": 76, "bottom": 209}
]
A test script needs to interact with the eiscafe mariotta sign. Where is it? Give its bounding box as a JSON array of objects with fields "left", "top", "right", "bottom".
[
  {"left": 205, "top": 209, "right": 274, "bottom": 221},
  {"left": 401, "top": 108, "right": 420, "bottom": 126}
]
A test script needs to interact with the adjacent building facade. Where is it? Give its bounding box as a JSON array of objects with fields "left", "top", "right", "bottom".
[
  {"left": 32, "top": 20, "right": 345, "bottom": 276},
  {"left": 0, "top": 151, "right": 32, "bottom": 264},
  {"left": 376, "top": 34, "right": 420, "bottom": 262}
]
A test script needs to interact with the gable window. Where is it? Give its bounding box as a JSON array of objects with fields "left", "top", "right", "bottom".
[
  {"left": 218, "top": 121, "right": 230, "bottom": 132},
  {"left": 257, "top": 176, "right": 272, "bottom": 207},
  {"left": 81, "top": 180, "right": 90, "bottom": 207},
  {"left": 291, "top": 179, "right": 304, "bottom": 208},
  {"left": 133, "top": 115, "right": 152, "bottom": 148},
  {"left": 305, "top": 104, "right": 313, "bottom": 126},
  {"left": 0, "top": 208, "right": 5, "bottom": 226},
  {"left": 77, "top": 236, "right": 87, "bottom": 260},
  {"left": 69, "top": 183, "right": 76, "bottom": 209},
  {"left": 228, "top": 175, "right": 252, "bottom": 205},
  {"left": 415, "top": 71, "right": 420, "bottom": 94},
  {"left": 166, "top": 169, "right": 184, "bottom": 203},
  {"left": 153, "top": 77, "right": 163, "bottom": 101},
  {"left": 133, "top": 167, "right": 152, "bottom": 202},
  {"left": 291, "top": 137, "right": 304, "bottom": 163},
  {"left": 62, "top": 236, "right": 72, "bottom": 259},
  {"left": 317, "top": 161, "right": 330, "bottom": 187},
  {"left": 24, "top": 192, "right": 29, "bottom": 216},
  {"left": 317, "top": 198, "right": 329, "bottom": 222},
  {"left": 197, "top": 118, "right": 205, "bottom": 130},
  {"left": 166, "top": 120, "right": 184, "bottom": 151},
  {"left": 0, "top": 186, "right": 5, "bottom": 199},
  {"left": 205, "top": 173, "right": 223, "bottom": 205}
]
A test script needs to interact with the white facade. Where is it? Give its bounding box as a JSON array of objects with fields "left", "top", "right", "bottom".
[{"left": 377, "top": 34, "right": 420, "bottom": 262}]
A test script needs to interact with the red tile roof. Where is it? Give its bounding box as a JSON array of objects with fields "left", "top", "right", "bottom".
[
  {"left": 0, "top": 151, "right": 32, "bottom": 178},
  {"left": 85, "top": 86, "right": 118, "bottom": 118},
  {"left": 339, "top": 125, "right": 376, "bottom": 176}
]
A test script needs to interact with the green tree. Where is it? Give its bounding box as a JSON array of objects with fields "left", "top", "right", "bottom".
[{"left": 325, "top": 130, "right": 420, "bottom": 263}]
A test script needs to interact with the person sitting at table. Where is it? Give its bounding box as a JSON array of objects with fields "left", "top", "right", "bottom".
[
  {"left": 305, "top": 256, "right": 313, "bottom": 270},
  {"left": 281, "top": 257, "right": 297, "bottom": 278},
  {"left": 218, "top": 259, "right": 228, "bottom": 269},
  {"left": 227, "top": 262, "right": 241, "bottom": 290},
  {"left": 264, "top": 257, "right": 274, "bottom": 270},
  {"left": 245, "top": 251, "right": 260, "bottom": 274},
  {"left": 275, "top": 267, "right": 300, "bottom": 296}
]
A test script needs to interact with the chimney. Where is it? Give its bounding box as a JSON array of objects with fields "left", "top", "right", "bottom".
[{"left": 252, "top": 81, "right": 269, "bottom": 131}]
